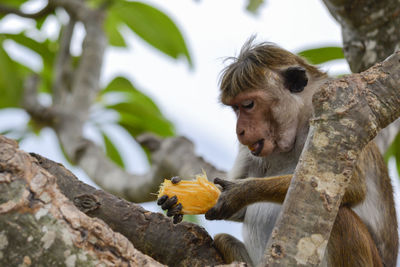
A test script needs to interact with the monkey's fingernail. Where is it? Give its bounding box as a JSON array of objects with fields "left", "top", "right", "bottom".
[
  {"left": 171, "top": 176, "right": 181, "bottom": 184},
  {"left": 205, "top": 210, "right": 215, "bottom": 220},
  {"left": 214, "top": 178, "right": 231, "bottom": 189},
  {"left": 173, "top": 214, "right": 183, "bottom": 224},
  {"left": 167, "top": 203, "right": 182, "bottom": 217},
  {"left": 157, "top": 195, "right": 168, "bottom": 205},
  {"left": 161, "top": 195, "right": 178, "bottom": 210},
  {"left": 214, "top": 177, "right": 222, "bottom": 184}
]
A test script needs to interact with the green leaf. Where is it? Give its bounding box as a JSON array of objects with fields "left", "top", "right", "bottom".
[
  {"left": 101, "top": 130, "right": 125, "bottom": 168},
  {"left": 102, "top": 76, "right": 175, "bottom": 138},
  {"left": 102, "top": 77, "right": 161, "bottom": 113},
  {"left": 0, "top": 0, "right": 25, "bottom": 19},
  {"left": 111, "top": 1, "right": 192, "bottom": 67},
  {"left": 35, "top": 14, "right": 51, "bottom": 31},
  {"left": 183, "top": 214, "right": 200, "bottom": 224},
  {"left": 297, "top": 46, "right": 344, "bottom": 65},
  {"left": 102, "top": 76, "right": 139, "bottom": 93},
  {"left": 384, "top": 132, "right": 400, "bottom": 163},
  {"left": 3, "top": 33, "right": 56, "bottom": 93},
  {"left": 117, "top": 112, "right": 174, "bottom": 138},
  {"left": 246, "top": 0, "right": 265, "bottom": 14},
  {"left": 0, "top": 0, "right": 25, "bottom": 8},
  {"left": 0, "top": 39, "right": 25, "bottom": 108},
  {"left": 105, "top": 12, "right": 127, "bottom": 47},
  {"left": 384, "top": 131, "right": 400, "bottom": 180},
  {"left": 3, "top": 33, "right": 55, "bottom": 66}
]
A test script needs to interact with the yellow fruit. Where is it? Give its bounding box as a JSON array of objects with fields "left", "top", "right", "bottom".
[{"left": 157, "top": 172, "right": 221, "bottom": 215}]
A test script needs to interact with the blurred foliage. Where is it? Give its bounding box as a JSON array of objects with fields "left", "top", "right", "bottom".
[
  {"left": 101, "top": 76, "right": 175, "bottom": 139},
  {"left": 297, "top": 46, "right": 344, "bottom": 65},
  {"left": 0, "top": 0, "right": 187, "bottom": 167},
  {"left": 101, "top": 130, "right": 125, "bottom": 168},
  {"left": 0, "top": 0, "right": 399, "bottom": 178},
  {"left": 246, "top": 0, "right": 265, "bottom": 14},
  {"left": 385, "top": 132, "right": 400, "bottom": 175},
  {"left": 109, "top": 1, "right": 192, "bottom": 67}
]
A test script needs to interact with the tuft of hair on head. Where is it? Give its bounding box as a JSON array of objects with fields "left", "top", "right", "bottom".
[{"left": 218, "top": 36, "right": 325, "bottom": 103}]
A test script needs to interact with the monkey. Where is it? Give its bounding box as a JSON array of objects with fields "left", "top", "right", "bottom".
[{"left": 158, "top": 38, "right": 398, "bottom": 266}]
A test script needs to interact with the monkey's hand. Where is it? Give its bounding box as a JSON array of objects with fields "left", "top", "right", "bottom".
[
  {"left": 157, "top": 176, "right": 184, "bottom": 224},
  {"left": 205, "top": 178, "right": 246, "bottom": 220}
]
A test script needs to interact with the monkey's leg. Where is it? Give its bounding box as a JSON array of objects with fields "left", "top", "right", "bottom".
[
  {"left": 328, "top": 206, "right": 383, "bottom": 267},
  {"left": 214, "top": 233, "right": 253, "bottom": 266}
]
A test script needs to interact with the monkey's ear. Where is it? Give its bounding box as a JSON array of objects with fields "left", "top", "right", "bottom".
[{"left": 282, "top": 66, "right": 308, "bottom": 93}]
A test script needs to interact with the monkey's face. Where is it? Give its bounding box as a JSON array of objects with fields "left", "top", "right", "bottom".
[{"left": 225, "top": 67, "right": 310, "bottom": 157}]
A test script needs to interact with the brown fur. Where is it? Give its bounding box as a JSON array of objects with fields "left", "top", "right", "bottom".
[
  {"left": 328, "top": 206, "right": 383, "bottom": 267},
  {"left": 219, "top": 37, "right": 326, "bottom": 103},
  {"left": 209, "top": 39, "right": 398, "bottom": 266},
  {"left": 214, "top": 233, "right": 253, "bottom": 265},
  {"left": 210, "top": 143, "right": 397, "bottom": 266}
]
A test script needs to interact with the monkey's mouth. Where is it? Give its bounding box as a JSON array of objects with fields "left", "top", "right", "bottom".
[{"left": 248, "top": 139, "right": 264, "bottom": 156}]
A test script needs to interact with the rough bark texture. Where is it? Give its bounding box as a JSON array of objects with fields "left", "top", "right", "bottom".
[
  {"left": 262, "top": 51, "right": 400, "bottom": 266},
  {"left": 0, "top": 135, "right": 224, "bottom": 266},
  {"left": 29, "top": 151, "right": 224, "bottom": 267},
  {"left": 322, "top": 0, "right": 400, "bottom": 153},
  {"left": 0, "top": 135, "right": 163, "bottom": 266},
  {"left": 323, "top": 0, "right": 400, "bottom": 73}
]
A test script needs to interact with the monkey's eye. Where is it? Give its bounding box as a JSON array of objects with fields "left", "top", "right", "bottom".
[{"left": 241, "top": 100, "right": 254, "bottom": 110}]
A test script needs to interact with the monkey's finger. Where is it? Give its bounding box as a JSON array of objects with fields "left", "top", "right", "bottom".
[
  {"left": 173, "top": 214, "right": 183, "bottom": 224},
  {"left": 213, "top": 178, "right": 233, "bottom": 190},
  {"left": 161, "top": 195, "right": 178, "bottom": 210},
  {"left": 171, "top": 176, "right": 182, "bottom": 184},
  {"left": 157, "top": 195, "right": 168, "bottom": 206},
  {"left": 205, "top": 208, "right": 218, "bottom": 220},
  {"left": 167, "top": 203, "right": 182, "bottom": 217}
]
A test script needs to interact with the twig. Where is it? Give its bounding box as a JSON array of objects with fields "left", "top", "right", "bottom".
[
  {"left": 52, "top": 16, "right": 76, "bottom": 107},
  {"left": 0, "top": 2, "right": 54, "bottom": 19},
  {"left": 22, "top": 74, "right": 55, "bottom": 125}
]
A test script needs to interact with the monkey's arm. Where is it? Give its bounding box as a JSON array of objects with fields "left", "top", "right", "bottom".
[
  {"left": 206, "top": 171, "right": 365, "bottom": 220},
  {"left": 157, "top": 166, "right": 365, "bottom": 222},
  {"left": 205, "top": 175, "right": 291, "bottom": 220}
]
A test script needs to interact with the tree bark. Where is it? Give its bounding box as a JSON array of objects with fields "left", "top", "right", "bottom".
[
  {"left": 0, "top": 136, "right": 163, "bottom": 266},
  {"left": 262, "top": 50, "right": 400, "bottom": 265},
  {"left": 322, "top": 0, "right": 400, "bottom": 153},
  {"left": 322, "top": 0, "right": 400, "bottom": 73},
  {"left": 0, "top": 135, "right": 224, "bottom": 266}
]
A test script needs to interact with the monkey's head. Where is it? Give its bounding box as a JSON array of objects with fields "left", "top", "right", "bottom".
[{"left": 220, "top": 39, "right": 326, "bottom": 157}]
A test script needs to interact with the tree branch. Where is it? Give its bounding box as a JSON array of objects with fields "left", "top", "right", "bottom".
[
  {"left": 23, "top": 74, "right": 225, "bottom": 202},
  {"left": 0, "top": 135, "right": 163, "bottom": 266},
  {"left": 19, "top": 0, "right": 227, "bottom": 203},
  {"left": 52, "top": 16, "right": 75, "bottom": 107},
  {"left": 0, "top": 2, "right": 54, "bottom": 19},
  {"left": 323, "top": 0, "right": 400, "bottom": 73},
  {"left": 23, "top": 74, "right": 56, "bottom": 125},
  {"left": 322, "top": 0, "right": 400, "bottom": 153},
  {"left": 262, "top": 51, "right": 400, "bottom": 265},
  {"left": 0, "top": 134, "right": 224, "bottom": 266}
]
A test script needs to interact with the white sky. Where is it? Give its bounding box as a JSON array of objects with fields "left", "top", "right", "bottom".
[{"left": 3, "top": 0, "right": 400, "bottom": 258}]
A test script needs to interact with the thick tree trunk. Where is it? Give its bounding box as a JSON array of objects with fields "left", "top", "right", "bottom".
[
  {"left": 322, "top": 0, "right": 400, "bottom": 153},
  {"left": 0, "top": 135, "right": 224, "bottom": 266},
  {"left": 262, "top": 50, "right": 400, "bottom": 265}
]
